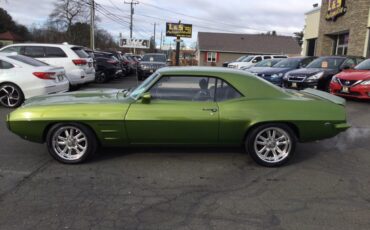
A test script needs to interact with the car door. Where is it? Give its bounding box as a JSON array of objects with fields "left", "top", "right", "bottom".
[
  {"left": 125, "top": 75, "right": 219, "bottom": 144},
  {"left": 44, "top": 46, "right": 68, "bottom": 68}
]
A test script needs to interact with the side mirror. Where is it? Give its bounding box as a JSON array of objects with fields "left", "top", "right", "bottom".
[{"left": 141, "top": 92, "right": 151, "bottom": 104}]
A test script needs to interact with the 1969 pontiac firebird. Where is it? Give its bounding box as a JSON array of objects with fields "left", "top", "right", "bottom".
[{"left": 6, "top": 67, "right": 350, "bottom": 167}]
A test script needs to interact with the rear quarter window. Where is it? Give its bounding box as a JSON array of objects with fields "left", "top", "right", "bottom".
[
  {"left": 71, "top": 47, "right": 89, "bottom": 58},
  {"left": 0, "top": 60, "right": 14, "bottom": 69},
  {"left": 1, "top": 46, "right": 21, "bottom": 53}
]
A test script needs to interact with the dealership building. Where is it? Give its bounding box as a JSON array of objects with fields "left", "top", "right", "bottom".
[
  {"left": 197, "top": 32, "right": 301, "bottom": 67},
  {"left": 302, "top": 0, "right": 370, "bottom": 58}
]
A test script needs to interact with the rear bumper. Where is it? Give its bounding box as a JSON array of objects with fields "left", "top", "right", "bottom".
[
  {"left": 67, "top": 70, "right": 96, "bottom": 85},
  {"left": 24, "top": 80, "right": 69, "bottom": 99}
]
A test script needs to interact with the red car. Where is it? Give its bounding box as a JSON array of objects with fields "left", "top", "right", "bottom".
[{"left": 330, "top": 59, "right": 370, "bottom": 100}]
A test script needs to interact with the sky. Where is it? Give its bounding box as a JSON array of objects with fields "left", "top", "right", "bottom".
[{"left": 0, "top": 0, "right": 321, "bottom": 48}]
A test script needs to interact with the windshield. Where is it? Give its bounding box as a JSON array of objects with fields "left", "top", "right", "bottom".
[
  {"left": 242, "top": 56, "right": 254, "bottom": 62},
  {"left": 255, "top": 59, "right": 282, "bottom": 67},
  {"left": 8, "top": 55, "right": 49, "bottom": 66},
  {"left": 142, "top": 55, "right": 166, "bottom": 62},
  {"left": 306, "top": 57, "right": 344, "bottom": 69},
  {"left": 236, "top": 56, "right": 247, "bottom": 62},
  {"left": 355, "top": 59, "right": 370, "bottom": 70},
  {"left": 273, "top": 59, "right": 301, "bottom": 68},
  {"left": 130, "top": 73, "right": 159, "bottom": 99}
]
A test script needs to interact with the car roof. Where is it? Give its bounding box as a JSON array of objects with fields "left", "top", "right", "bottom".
[
  {"left": 3, "top": 43, "right": 81, "bottom": 48},
  {"left": 143, "top": 53, "right": 165, "bottom": 56}
]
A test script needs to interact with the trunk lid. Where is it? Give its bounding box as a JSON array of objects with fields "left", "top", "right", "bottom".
[{"left": 299, "top": 88, "right": 346, "bottom": 106}]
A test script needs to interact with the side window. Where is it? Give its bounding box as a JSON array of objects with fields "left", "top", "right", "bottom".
[
  {"left": 215, "top": 79, "right": 242, "bottom": 102},
  {"left": 1, "top": 46, "right": 21, "bottom": 53},
  {"left": 253, "top": 57, "right": 262, "bottom": 63},
  {"left": 45, "top": 47, "right": 67, "bottom": 58},
  {"left": 356, "top": 58, "right": 365, "bottom": 65},
  {"left": 149, "top": 76, "right": 216, "bottom": 102},
  {"left": 0, "top": 60, "right": 14, "bottom": 69},
  {"left": 23, "top": 46, "right": 45, "bottom": 58},
  {"left": 263, "top": 56, "right": 271, "bottom": 60}
]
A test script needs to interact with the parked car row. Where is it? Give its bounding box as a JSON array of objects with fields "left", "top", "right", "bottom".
[{"left": 228, "top": 54, "right": 368, "bottom": 100}]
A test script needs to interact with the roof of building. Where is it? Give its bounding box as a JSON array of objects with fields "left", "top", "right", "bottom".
[
  {"left": 198, "top": 32, "right": 301, "bottom": 55},
  {"left": 0, "top": 31, "right": 23, "bottom": 41}
]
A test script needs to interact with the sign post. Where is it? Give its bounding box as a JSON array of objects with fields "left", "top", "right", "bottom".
[{"left": 166, "top": 22, "right": 192, "bottom": 66}]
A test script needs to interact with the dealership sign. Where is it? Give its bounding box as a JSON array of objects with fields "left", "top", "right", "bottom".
[
  {"left": 166, "top": 23, "right": 192, "bottom": 38},
  {"left": 119, "top": 38, "right": 150, "bottom": 49},
  {"left": 326, "top": 0, "right": 347, "bottom": 21}
]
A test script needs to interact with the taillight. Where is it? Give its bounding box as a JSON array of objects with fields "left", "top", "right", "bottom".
[
  {"left": 33, "top": 72, "right": 56, "bottom": 80},
  {"left": 73, "top": 59, "right": 87, "bottom": 66},
  {"left": 107, "top": 59, "right": 118, "bottom": 64}
]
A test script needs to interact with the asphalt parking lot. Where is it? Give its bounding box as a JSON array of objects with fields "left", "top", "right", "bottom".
[{"left": 0, "top": 76, "right": 370, "bottom": 230}]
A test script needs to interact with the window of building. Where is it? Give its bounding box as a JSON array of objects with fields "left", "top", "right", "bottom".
[
  {"left": 333, "top": 33, "right": 349, "bottom": 56},
  {"left": 207, "top": 52, "right": 217, "bottom": 63}
]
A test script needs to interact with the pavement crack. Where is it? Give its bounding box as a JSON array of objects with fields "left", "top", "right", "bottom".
[{"left": 0, "top": 159, "right": 52, "bottom": 203}]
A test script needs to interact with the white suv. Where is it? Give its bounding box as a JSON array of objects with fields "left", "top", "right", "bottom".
[
  {"left": 228, "top": 55, "right": 288, "bottom": 69},
  {"left": 0, "top": 43, "right": 95, "bottom": 87}
]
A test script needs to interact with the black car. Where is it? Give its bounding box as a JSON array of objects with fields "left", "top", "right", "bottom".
[
  {"left": 93, "top": 51, "right": 124, "bottom": 83},
  {"left": 283, "top": 56, "right": 364, "bottom": 91},
  {"left": 252, "top": 57, "right": 317, "bottom": 86},
  {"left": 137, "top": 53, "right": 167, "bottom": 80}
]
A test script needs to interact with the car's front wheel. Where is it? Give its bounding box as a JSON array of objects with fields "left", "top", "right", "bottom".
[
  {"left": 246, "top": 124, "right": 296, "bottom": 167},
  {"left": 46, "top": 123, "right": 98, "bottom": 164}
]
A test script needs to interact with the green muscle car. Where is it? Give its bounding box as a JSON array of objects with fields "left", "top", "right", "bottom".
[{"left": 6, "top": 67, "right": 350, "bottom": 167}]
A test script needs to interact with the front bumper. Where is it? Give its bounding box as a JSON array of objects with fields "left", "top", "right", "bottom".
[
  {"left": 283, "top": 80, "right": 319, "bottom": 90},
  {"left": 330, "top": 82, "right": 370, "bottom": 99},
  {"left": 138, "top": 68, "right": 157, "bottom": 76}
]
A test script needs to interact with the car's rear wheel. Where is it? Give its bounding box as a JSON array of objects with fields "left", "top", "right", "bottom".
[
  {"left": 95, "top": 71, "right": 108, "bottom": 83},
  {"left": 0, "top": 83, "right": 24, "bottom": 108},
  {"left": 246, "top": 124, "right": 296, "bottom": 167},
  {"left": 46, "top": 123, "right": 97, "bottom": 164}
]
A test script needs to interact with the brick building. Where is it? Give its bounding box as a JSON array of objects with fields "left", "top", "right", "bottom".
[
  {"left": 302, "top": 0, "right": 370, "bottom": 57},
  {"left": 197, "top": 32, "right": 301, "bottom": 67}
]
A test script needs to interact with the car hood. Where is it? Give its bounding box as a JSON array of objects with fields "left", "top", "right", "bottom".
[
  {"left": 257, "top": 67, "right": 293, "bottom": 75},
  {"left": 335, "top": 69, "right": 370, "bottom": 81},
  {"left": 247, "top": 67, "right": 273, "bottom": 73},
  {"left": 289, "top": 68, "right": 336, "bottom": 76},
  {"left": 23, "top": 89, "right": 127, "bottom": 107},
  {"left": 140, "top": 61, "right": 166, "bottom": 65}
]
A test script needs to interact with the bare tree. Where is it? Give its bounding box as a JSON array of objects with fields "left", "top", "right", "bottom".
[{"left": 49, "top": 0, "right": 89, "bottom": 31}]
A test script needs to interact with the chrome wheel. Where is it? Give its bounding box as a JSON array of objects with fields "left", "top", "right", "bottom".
[
  {"left": 52, "top": 126, "right": 88, "bottom": 161},
  {"left": 0, "top": 85, "right": 21, "bottom": 107},
  {"left": 254, "top": 127, "right": 291, "bottom": 164}
]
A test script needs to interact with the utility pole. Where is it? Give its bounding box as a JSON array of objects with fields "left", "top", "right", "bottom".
[
  {"left": 153, "top": 23, "right": 156, "bottom": 53},
  {"left": 90, "top": 0, "right": 95, "bottom": 50},
  {"left": 160, "top": 31, "right": 163, "bottom": 51},
  {"left": 125, "top": 0, "right": 139, "bottom": 39}
]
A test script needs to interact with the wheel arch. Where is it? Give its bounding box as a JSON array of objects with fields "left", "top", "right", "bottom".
[
  {"left": 244, "top": 121, "right": 300, "bottom": 143},
  {"left": 42, "top": 121, "right": 101, "bottom": 146}
]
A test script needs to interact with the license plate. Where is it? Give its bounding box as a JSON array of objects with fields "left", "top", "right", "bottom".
[
  {"left": 291, "top": 82, "right": 297, "bottom": 88},
  {"left": 342, "top": 86, "right": 349, "bottom": 93},
  {"left": 150, "top": 69, "right": 154, "bottom": 73}
]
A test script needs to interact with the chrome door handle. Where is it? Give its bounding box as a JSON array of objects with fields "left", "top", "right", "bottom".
[{"left": 202, "top": 108, "right": 218, "bottom": 113}]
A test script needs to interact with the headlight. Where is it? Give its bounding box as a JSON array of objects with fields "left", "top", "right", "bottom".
[
  {"left": 331, "top": 76, "right": 340, "bottom": 83},
  {"left": 140, "top": 64, "right": 148, "bottom": 69},
  {"left": 307, "top": 72, "right": 324, "bottom": 82},
  {"left": 361, "top": 80, "right": 370, "bottom": 85},
  {"left": 271, "top": 73, "right": 283, "bottom": 79}
]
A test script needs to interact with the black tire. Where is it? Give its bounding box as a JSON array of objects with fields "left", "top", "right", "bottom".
[
  {"left": 245, "top": 123, "right": 296, "bottom": 167},
  {"left": 95, "top": 71, "right": 108, "bottom": 83},
  {"left": 69, "top": 84, "right": 81, "bottom": 91},
  {"left": 0, "top": 83, "right": 24, "bottom": 108},
  {"left": 46, "top": 123, "right": 98, "bottom": 164}
]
